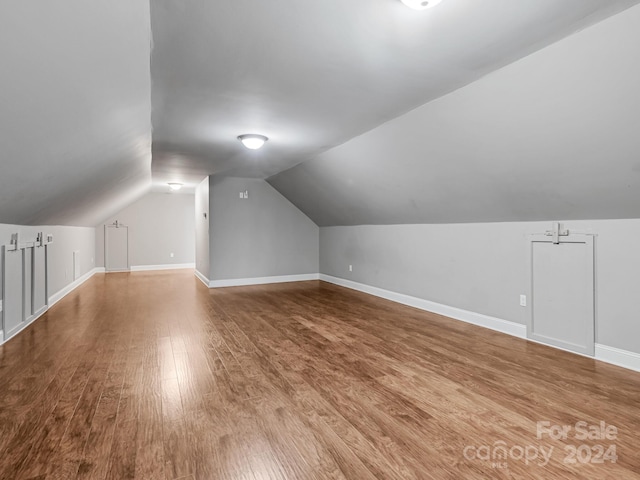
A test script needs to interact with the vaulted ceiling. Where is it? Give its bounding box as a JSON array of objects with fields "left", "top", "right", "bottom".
[
  {"left": 269, "top": 3, "right": 640, "bottom": 225},
  {"left": 150, "top": 0, "right": 640, "bottom": 196},
  {"left": 1, "top": 0, "right": 639, "bottom": 226},
  {"left": 0, "top": 1, "right": 151, "bottom": 226}
]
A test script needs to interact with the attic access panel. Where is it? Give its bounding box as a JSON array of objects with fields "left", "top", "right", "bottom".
[{"left": 527, "top": 233, "right": 595, "bottom": 356}]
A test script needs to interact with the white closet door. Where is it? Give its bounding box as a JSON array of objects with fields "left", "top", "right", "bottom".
[{"left": 105, "top": 225, "right": 129, "bottom": 272}]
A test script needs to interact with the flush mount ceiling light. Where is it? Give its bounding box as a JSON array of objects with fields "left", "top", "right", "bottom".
[
  {"left": 168, "top": 182, "right": 183, "bottom": 191},
  {"left": 238, "top": 134, "right": 268, "bottom": 150},
  {"left": 400, "top": 0, "right": 443, "bottom": 10}
]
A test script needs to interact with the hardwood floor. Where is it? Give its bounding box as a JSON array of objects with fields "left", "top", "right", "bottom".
[{"left": 1, "top": 271, "right": 639, "bottom": 479}]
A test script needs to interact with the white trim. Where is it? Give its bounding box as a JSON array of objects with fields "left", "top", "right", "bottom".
[
  {"left": 194, "top": 269, "right": 210, "bottom": 287},
  {"left": 1, "top": 306, "right": 49, "bottom": 345},
  {"left": 49, "top": 267, "right": 103, "bottom": 307},
  {"left": 319, "top": 274, "right": 526, "bottom": 338},
  {"left": 320, "top": 274, "right": 640, "bottom": 373},
  {"left": 209, "top": 273, "right": 320, "bottom": 288},
  {"left": 595, "top": 344, "right": 640, "bottom": 372},
  {"left": 130, "top": 263, "right": 195, "bottom": 272},
  {"left": 30, "top": 305, "right": 48, "bottom": 322}
]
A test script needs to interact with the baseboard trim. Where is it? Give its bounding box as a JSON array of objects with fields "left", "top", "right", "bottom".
[
  {"left": 194, "top": 269, "right": 210, "bottom": 287},
  {"left": 595, "top": 344, "right": 640, "bottom": 372},
  {"left": 131, "top": 263, "right": 195, "bottom": 272},
  {"left": 0, "top": 303, "right": 50, "bottom": 346},
  {"left": 209, "top": 273, "right": 320, "bottom": 288},
  {"left": 320, "top": 274, "right": 527, "bottom": 339},
  {"left": 49, "top": 267, "right": 103, "bottom": 307},
  {"left": 319, "top": 274, "right": 640, "bottom": 373}
]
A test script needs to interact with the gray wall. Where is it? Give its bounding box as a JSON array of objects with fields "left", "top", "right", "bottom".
[
  {"left": 96, "top": 192, "right": 195, "bottom": 268},
  {"left": 269, "top": 4, "right": 640, "bottom": 226},
  {"left": 320, "top": 219, "right": 640, "bottom": 354},
  {"left": 0, "top": 224, "right": 95, "bottom": 303},
  {"left": 195, "top": 178, "right": 210, "bottom": 279},
  {"left": 209, "top": 177, "right": 318, "bottom": 281}
]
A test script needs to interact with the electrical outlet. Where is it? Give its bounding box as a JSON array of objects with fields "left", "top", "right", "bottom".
[
  {"left": 170, "top": 253, "right": 174, "bottom": 258},
  {"left": 239, "top": 192, "right": 244, "bottom": 198},
  {"left": 349, "top": 265, "right": 353, "bottom": 272},
  {"left": 520, "top": 295, "right": 527, "bottom": 307}
]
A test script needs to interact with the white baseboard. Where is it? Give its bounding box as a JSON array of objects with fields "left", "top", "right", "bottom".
[
  {"left": 130, "top": 263, "right": 195, "bottom": 272},
  {"left": 49, "top": 267, "right": 103, "bottom": 307},
  {"left": 595, "top": 344, "right": 640, "bottom": 372},
  {"left": 208, "top": 273, "right": 320, "bottom": 288},
  {"left": 319, "top": 274, "right": 640, "bottom": 374},
  {"left": 319, "top": 274, "right": 527, "bottom": 339},
  {"left": 194, "top": 269, "right": 210, "bottom": 287},
  {"left": 0, "top": 303, "right": 50, "bottom": 346}
]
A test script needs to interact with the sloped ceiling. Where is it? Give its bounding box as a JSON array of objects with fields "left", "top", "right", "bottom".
[
  {"left": 3, "top": 1, "right": 640, "bottom": 227},
  {"left": 268, "top": 3, "right": 640, "bottom": 225},
  {"left": 0, "top": 1, "right": 151, "bottom": 226},
  {"left": 151, "top": 0, "right": 639, "bottom": 198}
]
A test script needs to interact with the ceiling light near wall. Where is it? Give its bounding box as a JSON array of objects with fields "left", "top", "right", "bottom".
[
  {"left": 400, "top": 0, "right": 443, "bottom": 10},
  {"left": 168, "top": 182, "right": 183, "bottom": 191},
  {"left": 238, "top": 134, "right": 268, "bottom": 150}
]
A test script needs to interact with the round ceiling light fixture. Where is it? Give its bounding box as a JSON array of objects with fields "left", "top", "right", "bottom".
[
  {"left": 238, "top": 134, "right": 268, "bottom": 150},
  {"left": 400, "top": 0, "right": 443, "bottom": 10},
  {"left": 168, "top": 182, "right": 183, "bottom": 191}
]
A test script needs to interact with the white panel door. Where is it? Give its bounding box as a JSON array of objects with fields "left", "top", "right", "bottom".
[
  {"left": 3, "top": 248, "right": 24, "bottom": 339},
  {"left": 23, "top": 248, "right": 33, "bottom": 320},
  {"left": 105, "top": 225, "right": 129, "bottom": 272},
  {"left": 528, "top": 234, "right": 595, "bottom": 356},
  {"left": 33, "top": 245, "right": 48, "bottom": 315}
]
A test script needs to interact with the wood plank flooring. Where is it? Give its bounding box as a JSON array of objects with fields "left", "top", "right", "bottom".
[{"left": 1, "top": 270, "right": 639, "bottom": 479}]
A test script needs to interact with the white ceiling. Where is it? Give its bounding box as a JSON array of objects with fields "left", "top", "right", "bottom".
[
  {"left": 150, "top": 0, "right": 640, "bottom": 192},
  {"left": 269, "top": 3, "right": 640, "bottom": 225},
  {"left": 0, "top": 1, "right": 151, "bottom": 226},
  {"left": 2, "top": 1, "right": 639, "bottom": 226}
]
